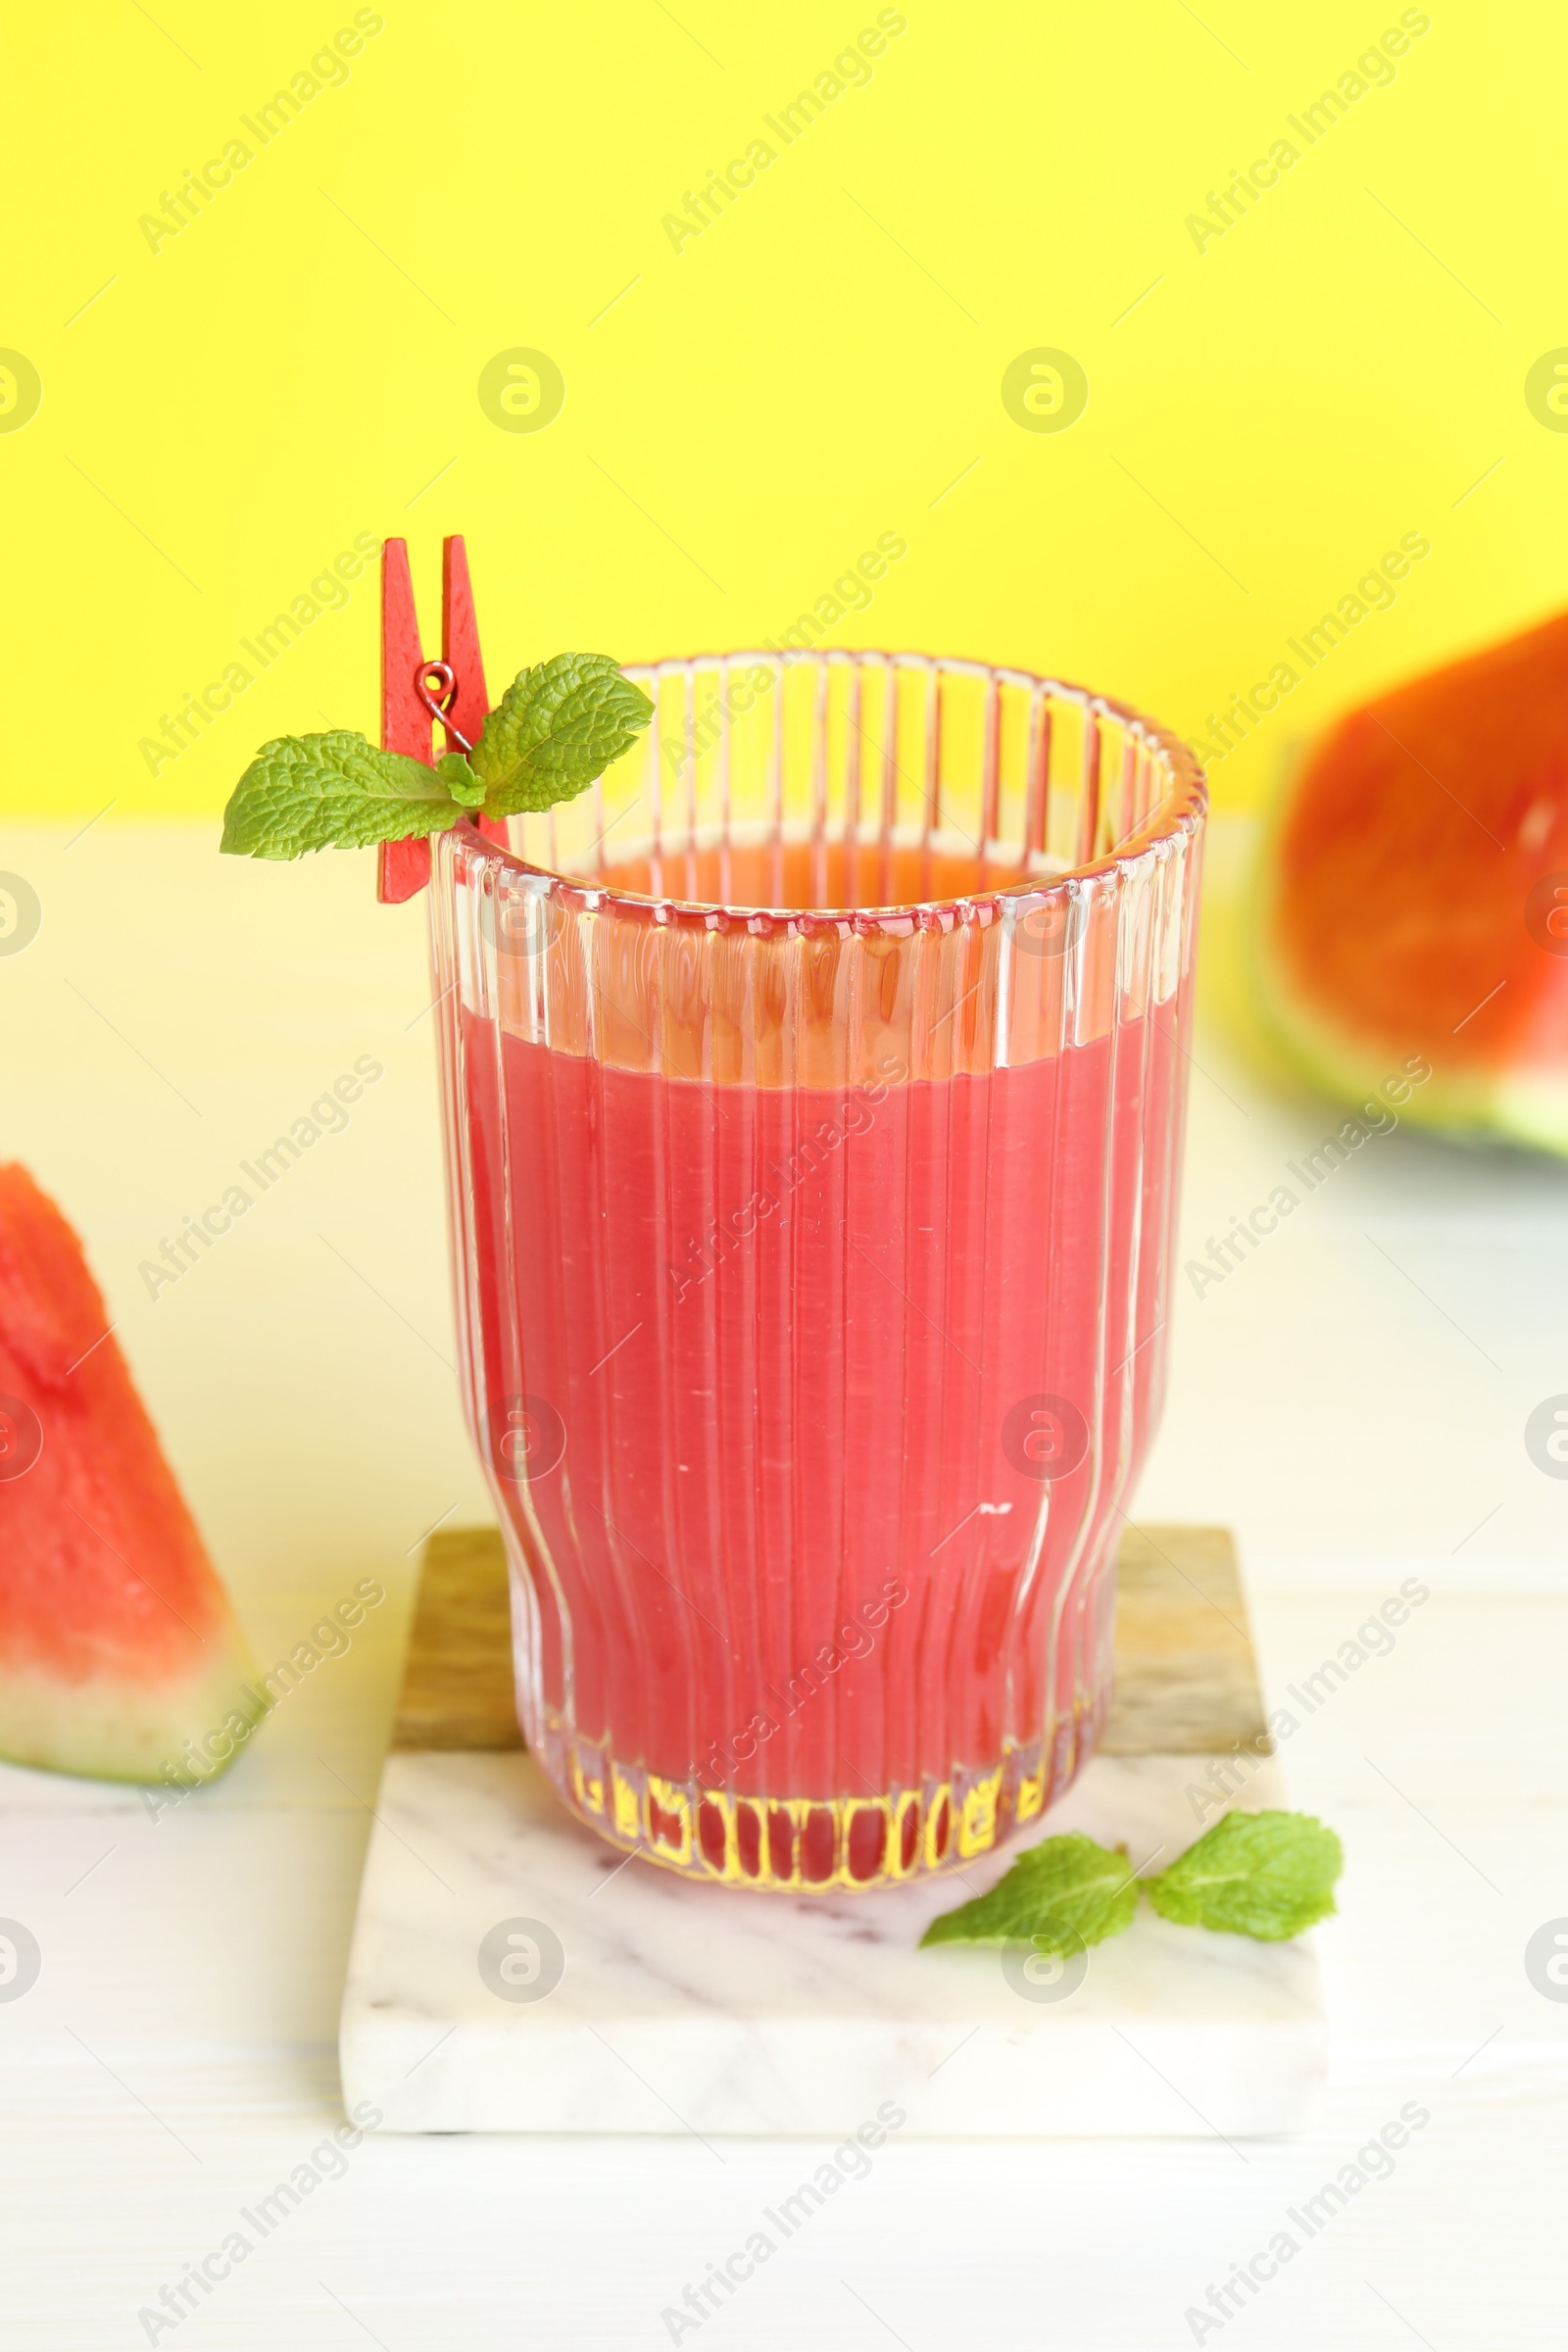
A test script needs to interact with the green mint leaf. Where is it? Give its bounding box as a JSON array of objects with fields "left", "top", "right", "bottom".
[
  {"left": 220, "top": 733, "right": 465, "bottom": 859},
  {"left": 469, "top": 654, "right": 655, "bottom": 820},
  {"left": 1145, "top": 1810, "right": 1343, "bottom": 1941},
  {"left": 920, "top": 1832, "right": 1140, "bottom": 1951},
  {"left": 436, "top": 751, "right": 487, "bottom": 808}
]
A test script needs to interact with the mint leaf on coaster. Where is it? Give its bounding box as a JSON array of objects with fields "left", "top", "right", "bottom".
[
  {"left": 1144, "top": 1809, "right": 1343, "bottom": 1941},
  {"left": 919, "top": 1831, "right": 1140, "bottom": 1952},
  {"left": 470, "top": 654, "right": 656, "bottom": 819},
  {"left": 918, "top": 1810, "right": 1345, "bottom": 1959},
  {"left": 220, "top": 732, "right": 465, "bottom": 858}
]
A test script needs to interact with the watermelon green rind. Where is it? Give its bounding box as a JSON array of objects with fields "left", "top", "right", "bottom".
[
  {"left": 1248, "top": 777, "right": 1568, "bottom": 1159},
  {"left": 0, "top": 1164, "right": 265, "bottom": 1787},
  {"left": 1252, "top": 962, "right": 1568, "bottom": 1157},
  {"left": 0, "top": 1650, "right": 268, "bottom": 1786},
  {"left": 1242, "top": 610, "right": 1568, "bottom": 1161}
]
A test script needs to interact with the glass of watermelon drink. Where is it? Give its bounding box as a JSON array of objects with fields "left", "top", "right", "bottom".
[{"left": 430, "top": 650, "right": 1205, "bottom": 1889}]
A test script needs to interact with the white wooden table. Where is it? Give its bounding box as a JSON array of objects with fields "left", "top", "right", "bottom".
[{"left": 2, "top": 820, "right": 1565, "bottom": 2349}]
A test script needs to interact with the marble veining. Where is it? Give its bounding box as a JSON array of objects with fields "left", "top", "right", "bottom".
[{"left": 340, "top": 1749, "right": 1326, "bottom": 2137}]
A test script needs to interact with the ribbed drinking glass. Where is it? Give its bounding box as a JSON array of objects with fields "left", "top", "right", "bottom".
[{"left": 429, "top": 649, "right": 1204, "bottom": 1889}]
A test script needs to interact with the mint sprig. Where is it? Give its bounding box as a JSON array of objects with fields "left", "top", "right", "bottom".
[
  {"left": 1145, "top": 1809, "right": 1343, "bottom": 1941},
  {"left": 919, "top": 1831, "right": 1139, "bottom": 1952},
  {"left": 470, "top": 654, "right": 657, "bottom": 818},
  {"left": 220, "top": 733, "right": 461, "bottom": 858},
  {"left": 920, "top": 1810, "right": 1342, "bottom": 1956},
  {"left": 220, "top": 656, "right": 654, "bottom": 858}
]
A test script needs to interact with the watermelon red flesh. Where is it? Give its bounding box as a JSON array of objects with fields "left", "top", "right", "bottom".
[
  {"left": 1258, "top": 609, "right": 1568, "bottom": 1152},
  {"left": 0, "top": 1164, "right": 262, "bottom": 1783}
]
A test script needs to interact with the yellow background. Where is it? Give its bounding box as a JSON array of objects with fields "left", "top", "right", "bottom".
[{"left": 2, "top": 0, "right": 1562, "bottom": 824}]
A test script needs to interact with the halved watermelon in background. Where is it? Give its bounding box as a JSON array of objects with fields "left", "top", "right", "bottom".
[
  {"left": 1253, "top": 609, "right": 1568, "bottom": 1154},
  {"left": 0, "top": 1164, "right": 263, "bottom": 1783}
]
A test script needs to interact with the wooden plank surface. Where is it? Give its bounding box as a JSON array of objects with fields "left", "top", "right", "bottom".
[
  {"left": 1101, "top": 1521, "right": 1270, "bottom": 1754},
  {"left": 394, "top": 1525, "right": 520, "bottom": 1749},
  {"left": 393, "top": 1523, "right": 1267, "bottom": 1756}
]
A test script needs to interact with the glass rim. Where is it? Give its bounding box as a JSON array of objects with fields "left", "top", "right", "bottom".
[{"left": 447, "top": 648, "right": 1207, "bottom": 934}]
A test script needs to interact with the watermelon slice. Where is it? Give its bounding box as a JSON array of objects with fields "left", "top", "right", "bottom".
[
  {"left": 0, "top": 1165, "right": 264, "bottom": 1783},
  {"left": 1253, "top": 609, "right": 1568, "bottom": 1155}
]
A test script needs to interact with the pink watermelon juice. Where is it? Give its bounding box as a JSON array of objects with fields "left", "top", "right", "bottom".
[{"left": 450, "top": 866, "right": 1186, "bottom": 1888}]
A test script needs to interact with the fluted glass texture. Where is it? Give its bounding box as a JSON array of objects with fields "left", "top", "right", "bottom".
[{"left": 430, "top": 651, "right": 1205, "bottom": 1889}]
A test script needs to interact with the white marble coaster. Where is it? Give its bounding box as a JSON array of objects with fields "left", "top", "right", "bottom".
[{"left": 339, "top": 1748, "right": 1325, "bottom": 2138}]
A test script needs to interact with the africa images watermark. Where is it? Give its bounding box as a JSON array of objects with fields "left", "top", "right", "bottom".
[
  {"left": 1184, "top": 10, "right": 1433, "bottom": 255},
  {"left": 662, "top": 11, "right": 908, "bottom": 255},
  {"left": 692, "top": 1577, "right": 910, "bottom": 1789},
  {"left": 138, "top": 1055, "right": 384, "bottom": 1300},
  {"left": 1183, "top": 1576, "right": 1431, "bottom": 1826},
  {"left": 1185, "top": 1056, "right": 1431, "bottom": 1300},
  {"left": 0, "top": 1919, "right": 41, "bottom": 2002},
  {"left": 137, "top": 13, "right": 386, "bottom": 255},
  {"left": 0, "top": 349, "right": 42, "bottom": 434},
  {"left": 1183, "top": 2099, "right": 1432, "bottom": 2342},
  {"left": 1525, "top": 350, "right": 1568, "bottom": 431},
  {"left": 1183, "top": 530, "right": 1431, "bottom": 771},
  {"left": 138, "top": 534, "right": 381, "bottom": 778},
  {"left": 140, "top": 1578, "right": 387, "bottom": 1820},
  {"left": 661, "top": 531, "right": 910, "bottom": 781},
  {"left": 135, "top": 2100, "right": 382, "bottom": 2343},
  {"left": 660, "top": 2099, "right": 907, "bottom": 2342},
  {"left": 668, "top": 1055, "right": 908, "bottom": 1303},
  {"left": 0, "top": 871, "right": 42, "bottom": 956}
]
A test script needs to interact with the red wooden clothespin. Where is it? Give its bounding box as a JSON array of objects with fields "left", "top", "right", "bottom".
[{"left": 376, "top": 534, "right": 509, "bottom": 904}]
